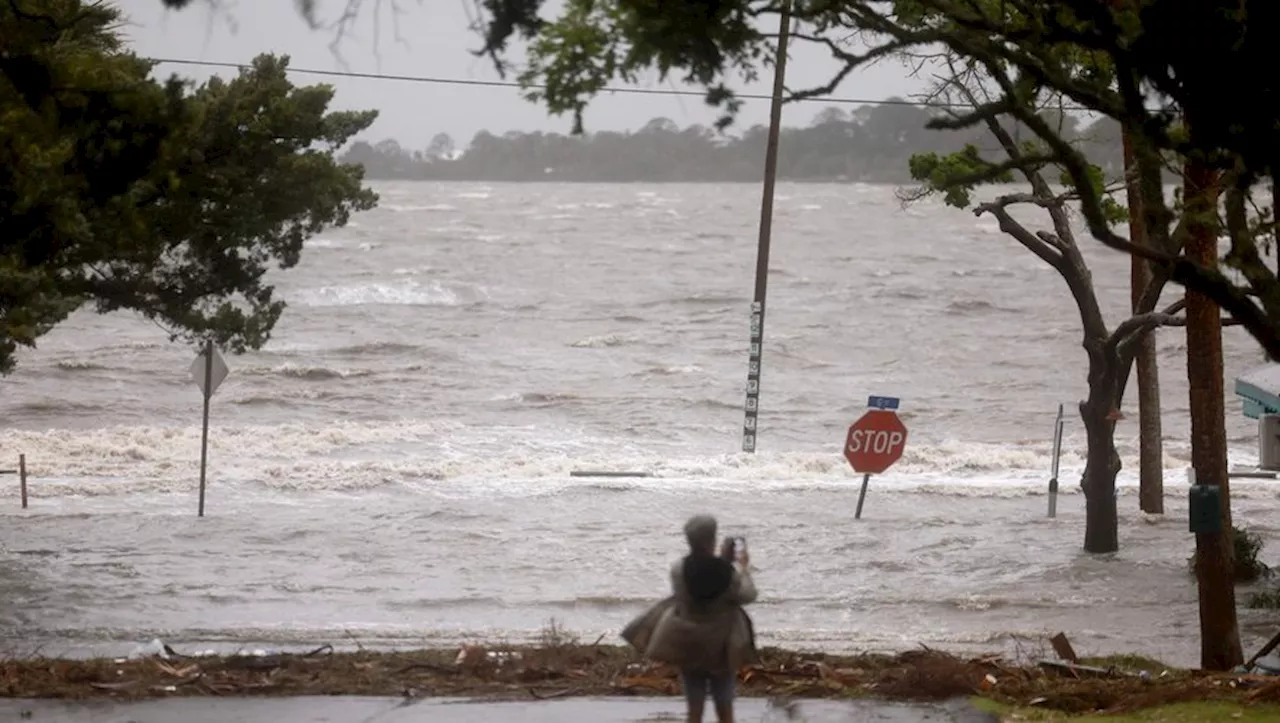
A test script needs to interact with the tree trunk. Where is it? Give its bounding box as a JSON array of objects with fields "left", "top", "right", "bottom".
[
  {"left": 1185, "top": 157, "right": 1243, "bottom": 671},
  {"left": 1081, "top": 368, "right": 1122, "bottom": 554},
  {"left": 1274, "top": 181, "right": 1280, "bottom": 278},
  {"left": 1122, "top": 128, "right": 1164, "bottom": 514}
]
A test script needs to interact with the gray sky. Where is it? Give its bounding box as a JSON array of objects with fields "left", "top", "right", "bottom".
[{"left": 115, "top": 0, "right": 927, "bottom": 151}]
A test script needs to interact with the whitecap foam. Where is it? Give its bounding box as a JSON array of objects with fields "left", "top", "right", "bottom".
[
  {"left": 305, "top": 238, "right": 345, "bottom": 249},
  {"left": 570, "top": 333, "right": 631, "bottom": 348},
  {"left": 0, "top": 419, "right": 1262, "bottom": 499},
  {"left": 52, "top": 360, "right": 110, "bottom": 371},
  {"left": 381, "top": 203, "right": 455, "bottom": 212},
  {"left": 633, "top": 364, "right": 703, "bottom": 376},
  {"left": 290, "top": 280, "right": 477, "bottom": 307},
  {"left": 238, "top": 363, "right": 375, "bottom": 380}
]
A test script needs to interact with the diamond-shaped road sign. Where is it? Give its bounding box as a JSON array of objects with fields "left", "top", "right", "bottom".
[{"left": 190, "top": 346, "right": 230, "bottom": 399}]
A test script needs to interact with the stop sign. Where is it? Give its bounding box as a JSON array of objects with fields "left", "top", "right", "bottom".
[{"left": 844, "top": 410, "right": 908, "bottom": 474}]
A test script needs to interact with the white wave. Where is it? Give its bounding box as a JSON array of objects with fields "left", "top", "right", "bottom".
[
  {"left": 53, "top": 360, "right": 109, "bottom": 371},
  {"left": 381, "top": 203, "right": 455, "bottom": 212},
  {"left": 237, "top": 363, "right": 374, "bottom": 380},
  {"left": 291, "top": 280, "right": 474, "bottom": 307},
  {"left": 570, "top": 333, "right": 633, "bottom": 348},
  {"left": 0, "top": 419, "right": 1265, "bottom": 499},
  {"left": 304, "top": 238, "right": 345, "bottom": 249},
  {"left": 635, "top": 364, "right": 703, "bottom": 376}
]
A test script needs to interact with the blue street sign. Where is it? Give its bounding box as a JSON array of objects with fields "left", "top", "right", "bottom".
[{"left": 867, "top": 395, "right": 900, "bottom": 410}]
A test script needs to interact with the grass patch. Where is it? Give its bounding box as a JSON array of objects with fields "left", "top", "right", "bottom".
[{"left": 973, "top": 698, "right": 1280, "bottom": 721}]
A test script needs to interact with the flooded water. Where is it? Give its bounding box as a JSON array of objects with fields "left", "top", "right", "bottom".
[{"left": 1, "top": 181, "right": 1275, "bottom": 664}]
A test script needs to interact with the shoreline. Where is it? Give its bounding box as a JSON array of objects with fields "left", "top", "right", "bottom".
[{"left": 4, "top": 638, "right": 1280, "bottom": 717}]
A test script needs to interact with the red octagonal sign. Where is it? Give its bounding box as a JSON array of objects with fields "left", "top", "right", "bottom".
[{"left": 844, "top": 410, "right": 908, "bottom": 475}]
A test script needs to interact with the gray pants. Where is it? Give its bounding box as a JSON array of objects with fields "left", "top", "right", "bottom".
[{"left": 680, "top": 669, "right": 735, "bottom": 709}]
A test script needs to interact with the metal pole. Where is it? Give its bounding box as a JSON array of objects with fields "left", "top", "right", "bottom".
[
  {"left": 198, "top": 339, "right": 213, "bottom": 518},
  {"left": 741, "top": 0, "right": 792, "bottom": 454},
  {"left": 854, "top": 473, "right": 871, "bottom": 519},
  {"left": 19, "top": 454, "right": 27, "bottom": 510},
  {"left": 1048, "top": 404, "right": 1064, "bottom": 518}
]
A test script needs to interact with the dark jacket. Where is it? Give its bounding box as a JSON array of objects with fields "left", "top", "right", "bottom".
[{"left": 621, "top": 558, "right": 758, "bottom": 673}]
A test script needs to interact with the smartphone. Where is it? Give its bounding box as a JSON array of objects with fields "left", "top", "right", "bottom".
[
  {"left": 722, "top": 536, "right": 747, "bottom": 561},
  {"left": 721, "top": 536, "right": 737, "bottom": 560}
]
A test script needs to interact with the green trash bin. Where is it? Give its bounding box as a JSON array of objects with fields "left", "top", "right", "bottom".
[{"left": 1189, "top": 484, "right": 1222, "bottom": 534}]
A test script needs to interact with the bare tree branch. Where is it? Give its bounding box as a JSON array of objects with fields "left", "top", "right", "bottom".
[
  {"left": 785, "top": 32, "right": 931, "bottom": 104},
  {"left": 1110, "top": 298, "right": 1189, "bottom": 362},
  {"left": 972, "top": 200, "right": 1065, "bottom": 271}
]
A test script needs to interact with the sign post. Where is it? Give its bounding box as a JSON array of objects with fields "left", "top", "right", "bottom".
[
  {"left": 844, "top": 396, "right": 909, "bottom": 519},
  {"left": 740, "top": 0, "right": 791, "bottom": 454},
  {"left": 190, "top": 340, "right": 230, "bottom": 517},
  {"left": 1048, "top": 404, "right": 1065, "bottom": 518}
]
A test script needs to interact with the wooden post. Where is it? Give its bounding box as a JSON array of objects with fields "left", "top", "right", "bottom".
[
  {"left": 19, "top": 454, "right": 27, "bottom": 509},
  {"left": 198, "top": 339, "right": 213, "bottom": 518},
  {"left": 1184, "top": 153, "right": 1244, "bottom": 671},
  {"left": 1122, "top": 127, "right": 1164, "bottom": 514},
  {"left": 740, "top": 0, "right": 791, "bottom": 454}
]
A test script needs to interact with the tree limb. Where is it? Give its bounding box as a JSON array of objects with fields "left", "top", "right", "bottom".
[{"left": 973, "top": 200, "right": 1065, "bottom": 271}]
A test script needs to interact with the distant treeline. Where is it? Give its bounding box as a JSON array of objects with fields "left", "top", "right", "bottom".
[{"left": 342, "top": 101, "right": 1126, "bottom": 184}]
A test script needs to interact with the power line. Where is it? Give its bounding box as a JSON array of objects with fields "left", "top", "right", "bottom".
[{"left": 146, "top": 57, "right": 971, "bottom": 110}]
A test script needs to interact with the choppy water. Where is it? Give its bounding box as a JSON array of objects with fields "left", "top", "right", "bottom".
[{"left": 1, "top": 181, "right": 1277, "bottom": 665}]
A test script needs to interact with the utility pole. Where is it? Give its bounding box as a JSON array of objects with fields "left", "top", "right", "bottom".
[
  {"left": 1184, "top": 153, "right": 1244, "bottom": 671},
  {"left": 1122, "top": 128, "right": 1164, "bottom": 514},
  {"left": 740, "top": 0, "right": 791, "bottom": 453}
]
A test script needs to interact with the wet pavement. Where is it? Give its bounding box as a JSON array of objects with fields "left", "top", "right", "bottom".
[{"left": 0, "top": 696, "right": 1000, "bottom": 722}]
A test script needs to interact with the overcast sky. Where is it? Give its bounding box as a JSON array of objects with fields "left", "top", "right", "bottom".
[{"left": 114, "top": 0, "right": 927, "bottom": 151}]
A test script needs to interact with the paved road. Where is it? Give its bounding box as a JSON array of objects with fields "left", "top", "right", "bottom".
[{"left": 1, "top": 696, "right": 1000, "bottom": 722}]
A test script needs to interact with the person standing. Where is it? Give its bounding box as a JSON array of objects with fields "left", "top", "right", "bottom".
[{"left": 622, "top": 514, "right": 758, "bottom": 723}]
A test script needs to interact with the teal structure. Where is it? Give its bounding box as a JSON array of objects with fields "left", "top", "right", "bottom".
[{"left": 1235, "top": 363, "right": 1280, "bottom": 419}]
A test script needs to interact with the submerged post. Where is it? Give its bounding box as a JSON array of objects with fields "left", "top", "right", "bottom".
[
  {"left": 188, "top": 339, "right": 229, "bottom": 517},
  {"left": 198, "top": 339, "right": 213, "bottom": 518},
  {"left": 19, "top": 454, "right": 27, "bottom": 509},
  {"left": 740, "top": 0, "right": 791, "bottom": 453},
  {"left": 854, "top": 473, "right": 871, "bottom": 519},
  {"left": 1048, "top": 404, "right": 1064, "bottom": 518}
]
